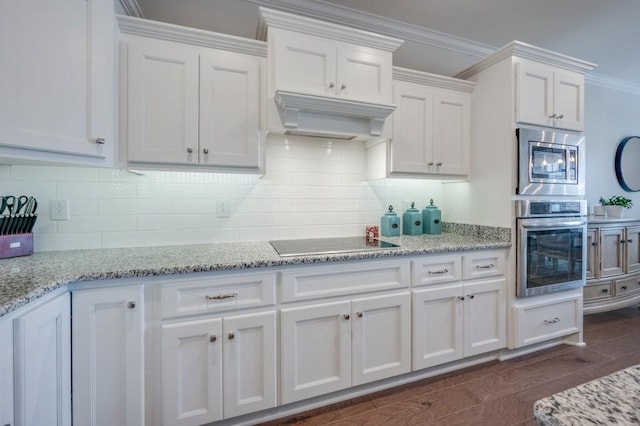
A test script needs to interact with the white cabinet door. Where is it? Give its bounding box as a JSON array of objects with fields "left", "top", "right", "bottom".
[
  {"left": 412, "top": 285, "right": 463, "bottom": 370},
  {"left": 432, "top": 90, "right": 471, "bottom": 175},
  {"left": 553, "top": 70, "right": 584, "bottom": 131},
  {"left": 337, "top": 43, "right": 391, "bottom": 104},
  {"left": 586, "top": 229, "right": 599, "bottom": 280},
  {"left": 0, "top": 316, "right": 13, "bottom": 426},
  {"left": 200, "top": 50, "right": 261, "bottom": 168},
  {"left": 223, "top": 311, "right": 276, "bottom": 418},
  {"left": 281, "top": 301, "right": 351, "bottom": 404},
  {"left": 390, "top": 81, "right": 434, "bottom": 174},
  {"left": 463, "top": 278, "right": 506, "bottom": 357},
  {"left": 351, "top": 292, "right": 411, "bottom": 386},
  {"left": 0, "top": 0, "right": 114, "bottom": 164},
  {"left": 162, "top": 318, "right": 223, "bottom": 426},
  {"left": 271, "top": 29, "right": 336, "bottom": 97},
  {"left": 14, "top": 293, "right": 71, "bottom": 426},
  {"left": 625, "top": 226, "right": 640, "bottom": 273},
  {"left": 127, "top": 38, "right": 200, "bottom": 164},
  {"left": 600, "top": 227, "right": 625, "bottom": 277},
  {"left": 72, "top": 286, "right": 145, "bottom": 426}
]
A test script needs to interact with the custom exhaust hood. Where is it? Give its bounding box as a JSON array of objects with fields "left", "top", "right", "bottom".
[{"left": 258, "top": 8, "right": 403, "bottom": 140}]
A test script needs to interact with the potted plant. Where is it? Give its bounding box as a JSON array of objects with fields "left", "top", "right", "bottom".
[{"left": 599, "top": 195, "right": 633, "bottom": 218}]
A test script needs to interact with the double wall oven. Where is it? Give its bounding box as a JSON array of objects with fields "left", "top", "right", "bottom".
[{"left": 515, "top": 128, "right": 587, "bottom": 298}]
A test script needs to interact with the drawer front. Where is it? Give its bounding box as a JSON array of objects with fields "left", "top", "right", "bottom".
[
  {"left": 583, "top": 282, "right": 613, "bottom": 301},
  {"left": 280, "top": 259, "right": 409, "bottom": 303},
  {"left": 462, "top": 251, "right": 506, "bottom": 281},
  {"left": 161, "top": 272, "right": 276, "bottom": 319},
  {"left": 515, "top": 295, "right": 582, "bottom": 347},
  {"left": 412, "top": 255, "right": 461, "bottom": 287},
  {"left": 615, "top": 276, "right": 640, "bottom": 297}
]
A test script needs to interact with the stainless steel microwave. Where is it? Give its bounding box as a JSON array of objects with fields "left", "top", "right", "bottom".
[{"left": 516, "top": 128, "right": 585, "bottom": 196}]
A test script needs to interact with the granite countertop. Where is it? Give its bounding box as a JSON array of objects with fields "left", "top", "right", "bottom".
[
  {"left": 0, "top": 227, "right": 510, "bottom": 318},
  {"left": 534, "top": 365, "right": 640, "bottom": 425}
]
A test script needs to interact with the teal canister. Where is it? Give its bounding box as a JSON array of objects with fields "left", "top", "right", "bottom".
[
  {"left": 381, "top": 205, "right": 400, "bottom": 237},
  {"left": 402, "top": 202, "right": 422, "bottom": 235},
  {"left": 422, "top": 198, "right": 442, "bottom": 234}
]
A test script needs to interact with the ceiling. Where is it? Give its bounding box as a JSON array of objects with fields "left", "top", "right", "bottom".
[{"left": 133, "top": 0, "right": 640, "bottom": 87}]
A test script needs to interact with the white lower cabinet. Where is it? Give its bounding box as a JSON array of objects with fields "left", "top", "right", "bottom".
[
  {"left": 280, "top": 291, "right": 411, "bottom": 404},
  {"left": 13, "top": 292, "right": 71, "bottom": 426},
  {"left": 0, "top": 315, "right": 12, "bottom": 426},
  {"left": 161, "top": 311, "right": 276, "bottom": 425},
  {"left": 413, "top": 278, "right": 506, "bottom": 370},
  {"left": 72, "top": 285, "right": 145, "bottom": 426}
]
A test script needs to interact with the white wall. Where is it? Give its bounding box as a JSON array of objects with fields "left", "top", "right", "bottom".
[
  {"left": 0, "top": 135, "right": 443, "bottom": 251},
  {"left": 585, "top": 83, "right": 640, "bottom": 215}
]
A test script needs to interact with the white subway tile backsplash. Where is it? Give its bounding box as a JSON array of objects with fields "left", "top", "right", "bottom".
[{"left": 0, "top": 136, "right": 446, "bottom": 251}]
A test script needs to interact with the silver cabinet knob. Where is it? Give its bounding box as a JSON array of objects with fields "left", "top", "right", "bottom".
[
  {"left": 343, "top": 314, "right": 350, "bottom": 320},
  {"left": 602, "top": 288, "right": 609, "bottom": 293},
  {"left": 427, "top": 162, "right": 434, "bottom": 166},
  {"left": 544, "top": 317, "right": 560, "bottom": 324},
  {"left": 228, "top": 332, "right": 235, "bottom": 340},
  {"left": 210, "top": 335, "right": 217, "bottom": 343},
  {"left": 329, "top": 82, "right": 335, "bottom": 89},
  {"left": 356, "top": 312, "right": 363, "bottom": 318},
  {"left": 468, "top": 294, "right": 475, "bottom": 299},
  {"left": 548, "top": 113, "right": 557, "bottom": 119},
  {"left": 340, "top": 83, "right": 347, "bottom": 90},
  {"left": 458, "top": 296, "right": 465, "bottom": 301},
  {"left": 95, "top": 138, "right": 105, "bottom": 145},
  {"left": 203, "top": 148, "right": 209, "bottom": 155},
  {"left": 436, "top": 162, "right": 442, "bottom": 167},
  {"left": 187, "top": 147, "right": 193, "bottom": 154},
  {"left": 127, "top": 301, "right": 136, "bottom": 309},
  {"left": 556, "top": 114, "right": 564, "bottom": 119}
]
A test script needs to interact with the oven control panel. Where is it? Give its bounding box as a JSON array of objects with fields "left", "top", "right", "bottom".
[{"left": 515, "top": 199, "right": 587, "bottom": 218}]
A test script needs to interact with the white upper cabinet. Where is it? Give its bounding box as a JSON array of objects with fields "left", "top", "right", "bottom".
[
  {"left": 515, "top": 58, "right": 585, "bottom": 131},
  {"left": 119, "top": 17, "right": 265, "bottom": 172},
  {"left": 0, "top": 0, "right": 115, "bottom": 166},
  {"left": 271, "top": 29, "right": 392, "bottom": 104},
  {"left": 368, "top": 68, "right": 474, "bottom": 179},
  {"left": 260, "top": 7, "right": 402, "bottom": 138}
]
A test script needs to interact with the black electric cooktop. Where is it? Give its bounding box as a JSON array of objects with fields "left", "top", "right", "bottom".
[{"left": 269, "top": 236, "right": 400, "bottom": 257}]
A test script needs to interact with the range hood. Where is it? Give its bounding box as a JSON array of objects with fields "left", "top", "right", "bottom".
[{"left": 274, "top": 90, "right": 397, "bottom": 139}]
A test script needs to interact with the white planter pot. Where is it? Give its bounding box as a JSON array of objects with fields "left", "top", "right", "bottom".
[{"left": 604, "top": 205, "right": 624, "bottom": 218}]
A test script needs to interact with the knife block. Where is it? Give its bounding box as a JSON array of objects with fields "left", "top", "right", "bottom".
[{"left": 0, "top": 233, "right": 34, "bottom": 259}]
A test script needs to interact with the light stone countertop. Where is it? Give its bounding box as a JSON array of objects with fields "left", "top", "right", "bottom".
[{"left": 0, "top": 228, "right": 510, "bottom": 318}]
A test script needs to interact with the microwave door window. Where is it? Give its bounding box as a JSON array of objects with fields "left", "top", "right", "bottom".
[
  {"left": 526, "top": 229, "right": 583, "bottom": 290},
  {"left": 531, "top": 146, "right": 567, "bottom": 180}
]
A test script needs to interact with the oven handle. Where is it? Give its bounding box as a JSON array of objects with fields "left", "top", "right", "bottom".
[{"left": 518, "top": 218, "right": 587, "bottom": 229}]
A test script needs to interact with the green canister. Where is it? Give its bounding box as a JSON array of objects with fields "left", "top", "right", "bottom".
[
  {"left": 402, "top": 202, "right": 422, "bottom": 235},
  {"left": 422, "top": 199, "right": 442, "bottom": 234},
  {"left": 381, "top": 205, "right": 400, "bottom": 237}
]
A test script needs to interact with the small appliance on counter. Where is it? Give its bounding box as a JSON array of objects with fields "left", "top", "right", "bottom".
[
  {"left": 381, "top": 205, "right": 400, "bottom": 237},
  {"left": 0, "top": 195, "right": 38, "bottom": 259},
  {"left": 402, "top": 202, "right": 422, "bottom": 235},
  {"left": 422, "top": 199, "right": 442, "bottom": 235}
]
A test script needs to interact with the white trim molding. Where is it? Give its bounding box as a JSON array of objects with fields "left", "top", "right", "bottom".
[
  {"left": 393, "top": 67, "right": 476, "bottom": 93},
  {"left": 118, "top": 0, "right": 143, "bottom": 18}
]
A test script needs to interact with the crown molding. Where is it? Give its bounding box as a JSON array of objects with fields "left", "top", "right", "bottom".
[
  {"left": 250, "top": 0, "right": 491, "bottom": 58},
  {"left": 118, "top": 0, "right": 143, "bottom": 18},
  {"left": 393, "top": 67, "right": 476, "bottom": 93},
  {"left": 117, "top": 15, "right": 267, "bottom": 57},
  {"left": 455, "top": 40, "right": 597, "bottom": 80},
  {"left": 258, "top": 7, "right": 403, "bottom": 52},
  {"left": 586, "top": 73, "right": 640, "bottom": 96}
]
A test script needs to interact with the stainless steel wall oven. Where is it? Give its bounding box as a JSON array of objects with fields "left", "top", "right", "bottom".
[
  {"left": 516, "top": 200, "right": 587, "bottom": 297},
  {"left": 517, "top": 128, "right": 585, "bottom": 196}
]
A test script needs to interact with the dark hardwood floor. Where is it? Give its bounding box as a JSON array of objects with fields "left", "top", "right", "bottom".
[{"left": 263, "top": 304, "right": 640, "bottom": 425}]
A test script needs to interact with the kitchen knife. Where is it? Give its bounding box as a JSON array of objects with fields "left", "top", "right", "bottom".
[{"left": 0, "top": 215, "right": 8, "bottom": 235}]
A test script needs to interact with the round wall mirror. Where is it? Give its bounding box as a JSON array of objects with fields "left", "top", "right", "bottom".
[{"left": 616, "top": 136, "right": 640, "bottom": 192}]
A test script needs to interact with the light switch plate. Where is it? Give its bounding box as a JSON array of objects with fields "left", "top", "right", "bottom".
[
  {"left": 216, "top": 199, "right": 231, "bottom": 218},
  {"left": 51, "top": 199, "right": 70, "bottom": 221}
]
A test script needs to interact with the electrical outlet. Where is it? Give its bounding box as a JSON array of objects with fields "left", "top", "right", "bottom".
[
  {"left": 51, "top": 199, "right": 70, "bottom": 221},
  {"left": 216, "top": 199, "right": 231, "bottom": 218}
]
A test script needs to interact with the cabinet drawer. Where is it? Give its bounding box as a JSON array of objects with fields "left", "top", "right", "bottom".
[
  {"left": 615, "top": 276, "right": 640, "bottom": 297},
  {"left": 280, "top": 260, "right": 409, "bottom": 303},
  {"left": 462, "top": 251, "right": 506, "bottom": 280},
  {"left": 412, "top": 255, "right": 461, "bottom": 287},
  {"left": 161, "top": 272, "right": 276, "bottom": 319},
  {"left": 515, "top": 295, "right": 582, "bottom": 347},
  {"left": 583, "top": 282, "right": 613, "bottom": 301}
]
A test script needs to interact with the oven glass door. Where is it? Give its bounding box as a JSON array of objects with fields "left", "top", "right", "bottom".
[
  {"left": 529, "top": 143, "right": 578, "bottom": 183},
  {"left": 518, "top": 219, "right": 586, "bottom": 297}
]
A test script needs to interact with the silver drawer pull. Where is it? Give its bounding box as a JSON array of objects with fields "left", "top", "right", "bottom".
[
  {"left": 210, "top": 335, "right": 217, "bottom": 343},
  {"left": 475, "top": 263, "right": 495, "bottom": 270},
  {"left": 544, "top": 317, "right": 560, "bottom": 324},
  {"left": 127, "top": 301, "right": 136, "bottom": 309},
  {"left": 428, "top": 269, "right": 449, "bottom": 275},
  {"left": 206, "top": 291, "right": 238, "bottom": 300}
]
